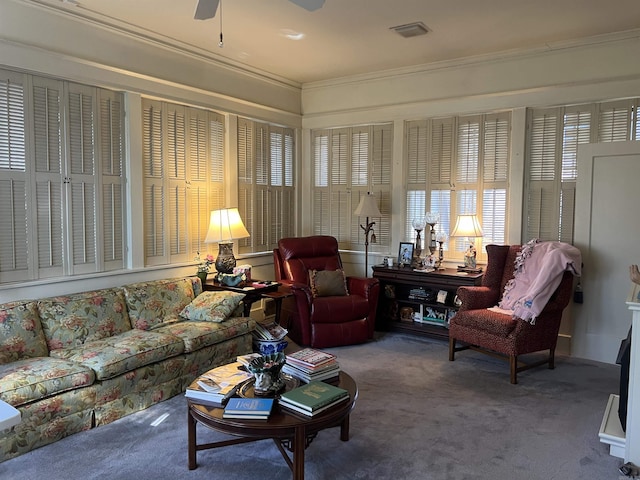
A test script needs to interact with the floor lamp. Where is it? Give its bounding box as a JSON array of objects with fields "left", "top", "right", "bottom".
[{"left": 354, "top": 192, "right": 382, "bottom": 277}]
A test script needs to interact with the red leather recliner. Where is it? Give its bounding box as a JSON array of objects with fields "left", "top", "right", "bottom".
[{"left": 273, "top": 235, "right": 380, "bottom": 348}]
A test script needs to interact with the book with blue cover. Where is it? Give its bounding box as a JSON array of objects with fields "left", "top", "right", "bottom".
[{"left": 223, "top": 397, "right": 275, "bottom": 419}]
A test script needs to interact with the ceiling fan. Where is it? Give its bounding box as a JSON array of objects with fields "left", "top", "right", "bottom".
[{"left": 194, "top": 0, "right": 326, "bottom": 20}]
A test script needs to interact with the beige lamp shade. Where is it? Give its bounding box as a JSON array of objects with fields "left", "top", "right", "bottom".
[
  {"left": 353, "top": 192, "right": 382, "bottom": 217},
  {"left": 450, "top": 214, "right": 484, "bottom": 238},
  {"left": 204, "top": 208, "right": 250, "bottom": 244}
]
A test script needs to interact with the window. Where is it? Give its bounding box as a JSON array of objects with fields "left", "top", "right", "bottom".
[
  {"left": 142, "top": 99, "right": 225, "bottom": 265},
  {"left": 405, "top": 113, "right": 510, "bottom": 260},
  {"left": 237, "top": 118, "right": 295, "bottom": 253},
  {"left": 0, "top": 69, "right": 125, "bottom": 284},
  {"left": 524, "top": 98, "right": 640, "bottom": 244},
  {"left": 311, "top": 124, "right": 392, "bottom": 251}
]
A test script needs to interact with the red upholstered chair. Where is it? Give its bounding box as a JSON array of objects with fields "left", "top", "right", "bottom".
[
  {"left": 273, "top": 235, "right": 380, "bottom": 348},
  {"left": 448, "top": 244, "right": 574, "bottom": 384}
]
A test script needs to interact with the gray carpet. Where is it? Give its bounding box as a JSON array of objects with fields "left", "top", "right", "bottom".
[{"left": 0, "top": 332, "right": 624, "bottom": 480}]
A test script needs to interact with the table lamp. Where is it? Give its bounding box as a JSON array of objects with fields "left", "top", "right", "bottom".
[
  {"left": 204, "top": 208, "right": 250, "bottom": 274},
  {"left": 354, "top": 192, "right": 382, "bottom": 276},
  {"left": 449, "top": 214, "right": 483, "bottom": 269}
]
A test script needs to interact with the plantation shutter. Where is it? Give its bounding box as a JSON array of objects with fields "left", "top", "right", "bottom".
[
  {"left": 33, "top": 76, "right": 64, "bottom": 278},
  {"left": 405, "top": 120, "right": 428, "bottom": 241},
  {"left": 237, "top": 118, "right": 253, "bottom": 251},
  {"left": 237, "top": 118, "right": 294, "bottom": 254},
  {"left": 0, "top": 70, "right": 29, "bottom": 282},
  {"left": 369, "top": 124, "right": 392, "bottom": 248},
  {"left": 142, "top": 99, "right": 165, "bottom": 264},
  {"left": 99, "top": 90, "right": 124, "bottom": 270},
  {"left": 188, "top": 109, "right": 224, "bottom": 258},
  {"left": 67, "top": 83, "right": 98, "bottom": 275},
  {"left": 525, "top": 108, "right": 560, "bottom": 242},
  {"left": 525, "top": 106, "right": 591, "bottom": 243},
  {"left": 481, "top": 113, "right": 509, "bottom": 246},
  {"left": 598, "top": 99, "right": 638, "bottom": 142},
  {"left": 312, "top": 124, "right": 392, "bottom": 251},
  {"left": 312, "top": 131, "right": 331, "bottom": 236}
]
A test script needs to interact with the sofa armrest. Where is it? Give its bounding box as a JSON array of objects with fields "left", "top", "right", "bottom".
[{"left": 456, "top": 285, "right": 501, "bottom": 311}]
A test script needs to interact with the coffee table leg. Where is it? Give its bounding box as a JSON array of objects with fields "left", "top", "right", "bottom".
[
  {"left": 293, "top": 425, "right": 306, "bottom": 480},
  {"left": 188, "top": 408, "right": 197, "bottom": 470},
  {"left": 340, "top": 414, "right": 350, "bottom": 441}
]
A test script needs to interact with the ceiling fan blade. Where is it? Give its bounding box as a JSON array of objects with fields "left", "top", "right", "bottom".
[
  {"left": 288, "top": 0, "right": 325, "bottom": 12},
  {"left": 194, "top": 0, "right": 220, "bottom": 20}
]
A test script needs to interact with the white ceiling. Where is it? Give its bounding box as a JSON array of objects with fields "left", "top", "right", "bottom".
[{"left": 31, "top": 0, "right": 640, "bottom": 84}]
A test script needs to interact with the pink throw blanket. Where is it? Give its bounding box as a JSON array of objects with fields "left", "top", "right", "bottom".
[{"left": 496, "top": 239, "right": 581, "bottom": 324}]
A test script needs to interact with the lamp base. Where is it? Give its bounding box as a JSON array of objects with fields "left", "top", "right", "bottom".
[{"left": 215, "top": 242, "right": 237, "bottom": 274}]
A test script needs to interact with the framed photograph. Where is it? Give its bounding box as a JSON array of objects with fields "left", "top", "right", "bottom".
[{"left": 398, "top": 242, "right": 414, "bottom": 267}]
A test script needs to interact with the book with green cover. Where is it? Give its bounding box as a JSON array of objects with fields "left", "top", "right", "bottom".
[{"left": 278, "top": 380, "right": 348, "bottom": 412}]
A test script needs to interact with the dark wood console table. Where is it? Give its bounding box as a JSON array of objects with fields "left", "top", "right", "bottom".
[{"left": 372, "top": 266, "right": 483, "bottom": 339}]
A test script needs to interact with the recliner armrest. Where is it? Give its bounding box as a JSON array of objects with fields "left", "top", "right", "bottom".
[
  {"left": 456, "top": 285, "right": 501, "bottom": 311},
  {"left": 346, "top": 276, "right": 379, "bottom": 298}
]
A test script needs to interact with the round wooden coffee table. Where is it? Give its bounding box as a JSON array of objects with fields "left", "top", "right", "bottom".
[{"left": 187, "top": 371, "right": 357, "bottom": 480}]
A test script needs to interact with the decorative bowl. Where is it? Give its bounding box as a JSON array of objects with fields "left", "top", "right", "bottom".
[
  {"left": 246, "top": 352, "right": 287, "bottom": 395},
  {"left": 253, "top": 339, "right": 288, "bottom": 355}
]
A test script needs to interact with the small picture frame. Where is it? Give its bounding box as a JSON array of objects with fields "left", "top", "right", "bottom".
[
  {"left": 398, "top": 242, "right": 414, "bottom": 267},
  {"left": 436, "top": 290, "right": 448, "bottom": 304}
]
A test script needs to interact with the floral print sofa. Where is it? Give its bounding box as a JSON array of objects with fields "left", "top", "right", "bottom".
[{"left": 0, "top": 276, "right": 255, "bottom": 462}]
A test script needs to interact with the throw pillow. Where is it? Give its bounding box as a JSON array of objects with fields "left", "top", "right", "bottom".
[
  {"left": 180, "top": 291, "right": 246, "bottom": 322},
  {"left": 309, "top": 269, "right": 348, "bottom": 297}
]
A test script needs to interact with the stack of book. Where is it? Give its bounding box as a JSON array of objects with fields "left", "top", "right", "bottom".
[
  {"left": 236, "top": 353, "right": 262, "bottom": 368},
  {"left": 282, "top": 348, "right": 340, "bottom": 383},
  {"left": 185, "top": 361, "right": 253, "bottom": 405},
  {"left": 278, "top": 381, "right": 349, "bottom": 417},
  {"left": 253, "top": 322, "right": 288, "bottom": 342},
  {"left": 222, "top": 397, "right": 274, "bottom": 420}
]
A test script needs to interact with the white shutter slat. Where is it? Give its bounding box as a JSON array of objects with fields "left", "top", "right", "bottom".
[
  {"left": 144, "top": 182, "right": 164, "bottom": 259},
  {"left": 68, "top": 86, "right": 95, "bottom": 176},
  {"left": 313, "top": 131, "right": 329, "bottom": 188},
  {"left": 33, "top": 78, "right": 62, "bottom": 174},
  {"left": 430, "top": 118, "right": 453, "bottom": 185},
  {"left": 331, "top": 130, "right": 349, "bottom": 186},
  {"left": 0, "top": 178, "right": 28, "bottom": 278},
  {"left": 36, "top": 179, "right": 64, "bottom": 274},
  {"left": 103, "top": 182, "right": 123, "bottom": 264},
  {"left": 372, "top": 124, "right": 392, "bottom": 186},
  {"left": 528, "top": 110, "right": 557, "bottom": 182},
  {"left": 456, "top": 118, "right": 480, "bottom": 185},
  {"left": 351, "top": 128, "right": 368, "bottom": 187},
  {"left": 143, "top": 101, "right": 163, "bottom": 178},
  {"left": 406, "top": 121, "right": 427, "bottom": 182},
  {"left": 598, "top": 100, "right": 632, "bottom": 142},
  {"left": 0, "top": 71, "right": 26, "bottom": 171}
]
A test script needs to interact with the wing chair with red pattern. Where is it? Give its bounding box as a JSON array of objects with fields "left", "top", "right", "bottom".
[
  {"left": 448, "top": 243, "right": 575, "bottom": 384},
  {"left": 273, "top": 235, "right": 380, "bottom": 348}
]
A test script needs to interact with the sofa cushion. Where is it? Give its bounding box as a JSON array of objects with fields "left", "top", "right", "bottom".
[
  {"left": 179, "top": 291, "right": 246, "bottom": 323},
  {"left": 0, "top": 357, "right": 95, "bottom": 407},
  {"left": 154, "top": 316, "right": 256, "bottom": 353},
  {"left": 123, "top": 277, "right": 195, "bottom": 330},
  {"left": 309, "top": 269, "right": 348, "bottom": 298},
  {"left": 49, "top": 329, "right": 185, "bottom": 380},
  {"left": 0, "top": 300, "right": 48, "bottom": 364},
  {"left": 37, "top": 288, "right": 131, "bottom": 351}
]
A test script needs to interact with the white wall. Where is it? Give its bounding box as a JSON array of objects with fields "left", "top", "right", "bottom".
[{"left": 299, "top": 31, "right": 640, "bottom": 362}]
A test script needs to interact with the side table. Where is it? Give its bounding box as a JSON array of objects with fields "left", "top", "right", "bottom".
[{"left": 203, "top": 280, "right": 280, "bottom": 318}]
